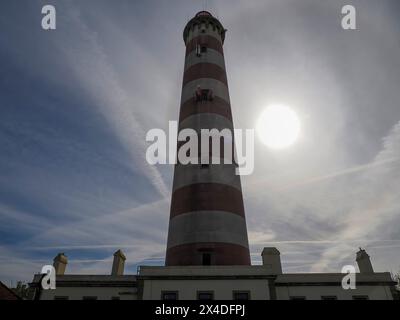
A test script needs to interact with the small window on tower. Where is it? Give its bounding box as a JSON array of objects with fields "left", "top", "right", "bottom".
[
  {"left": 202, "top": 253, "right": 211, "bottom": 265},
  {"left": 201, "top": 46, "right": 207, "bottom": 53},
  {"left": 196, "top": 44, "right": 201, "bottom": 57},
  {"left": 195, "top": 88, "right": 214, "bottom": 102}
]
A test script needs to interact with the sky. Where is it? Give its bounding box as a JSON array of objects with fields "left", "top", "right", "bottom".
[{"left": 1, "top": 0, "right": 400, "bottom": 285}]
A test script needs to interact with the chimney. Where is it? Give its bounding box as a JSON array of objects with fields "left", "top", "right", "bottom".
[
  {"left": 53, "top": 253, "right": 68, "bottom": 275},
  {"left": 261, "top": 247, "right": 282, "bottom": 274},
  {"left": 356, "top": 248, "right": 374, "bottom": 273},
  {"left": 111, "top": 249, "right": 126, "bottom": 276}
]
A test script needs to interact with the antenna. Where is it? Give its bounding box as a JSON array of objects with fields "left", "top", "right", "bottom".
[
  {"left": 214, "top": 1, "right": 219, "bottom": 19},
  {"left": 203, "top": 0, "right": 209, "bottom": 12}
]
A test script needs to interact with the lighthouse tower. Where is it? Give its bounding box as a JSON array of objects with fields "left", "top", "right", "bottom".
[{"left": 165, "top": 11, "right": 251, "bottom": 266}]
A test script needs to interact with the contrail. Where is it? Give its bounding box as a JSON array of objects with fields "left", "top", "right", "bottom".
[
  {"left": 61, "top": 3, "right": 170, "bottom": 198},
  {"left": 252, "top": 239, "right": 400, "bottom": 245},
  {"left": 277, "top": 157, "right": 400, "bottom": 191}
]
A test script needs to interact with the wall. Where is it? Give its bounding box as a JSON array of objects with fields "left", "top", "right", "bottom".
[
  {"left": 142, "top": 279, "right": 270, "bottom": 300},
  {"left": 275, "top": 285, "right": 394, "bottom": 300},
  {"left": 39, "top": 286, "right": 138, "bottom": 300}
]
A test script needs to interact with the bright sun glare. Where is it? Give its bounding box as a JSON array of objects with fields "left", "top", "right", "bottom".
[{"left": 256, "top": 105, "right": 301, "bottom": 149}]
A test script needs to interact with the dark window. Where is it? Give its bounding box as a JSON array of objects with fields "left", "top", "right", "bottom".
[
  {"left": 202, "top": 253, "right": 211, "bottom": 265},
  {"left": 111, "top": 296, "right": 120, "bottom": 300},
  {"left": 321, "top": 296, "right": 337, "bottom": 300},
  {"left": 289, "top": 296, "right": 306, "bottom": 300},
  {"left": 201, "top": 46, "right": 207, "bottom": 53},
  {"left": 352, "top": 295, "right": 369, "bottom": 300},
  {"left": 82, "top": 296, "right": 97, "bottom": 300},
  {"left": 197, "top": 291, "right": 214, "bottom": 300},
  {"left": 233, "top": 291, "right": 250, "bottom": 300},
  {"left": 201, "top": 163, "right": 209, "bottom": 169},
  {"left": 201, "top": 89, "right": 210, "bottom": 100},
  {"left": 201, "top": 29, "right": 206, "bottom": 33},
  {"left": 195, "top": 88, "right": 214, "bottom": 102},
  {"left": 162, "top": 291, "right": 178, "bottom": 300},
  {"left": 54, "top": 296, "right": 69, "bottom": 300}
]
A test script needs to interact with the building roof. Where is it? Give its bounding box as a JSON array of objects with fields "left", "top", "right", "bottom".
[
  {"left": 137, "top": 266, "right": 396, "bottom": 286},
  {"left": 0, "top": 281, "right": 21, "bottom": 300},
  {"left": 139, "top": 265, "right": 275, "bottom": 277},
  {"left": 30, "top": 274, "right": 137, "bottom": 288},
  {"left": 275, "top": 272, "right": 395, "bottom": 286}
]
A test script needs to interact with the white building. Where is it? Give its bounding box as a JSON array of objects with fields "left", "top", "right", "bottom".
[{"left": 28, "top": 248, "right": 398, "bottom": 300}]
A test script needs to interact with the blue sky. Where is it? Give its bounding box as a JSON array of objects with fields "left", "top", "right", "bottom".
[{"left": 1, "top": 0, "right": 400, "bottom": 284}]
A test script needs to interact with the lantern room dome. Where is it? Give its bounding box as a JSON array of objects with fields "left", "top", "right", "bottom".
[{"left": 195, "top": 11, "right": 212, "bottom": 17}]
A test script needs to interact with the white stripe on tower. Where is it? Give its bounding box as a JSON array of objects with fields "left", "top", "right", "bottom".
[
  {"left": 181, "top": 78, "right": 230, "bottom": 105},
  {"left": 185, "top": 49, "right": 226, "bottom": 71},
  {"left": 179, "top": 113, "right": 233, "bottom": 132},
  {"left": 172, "top": 163, "right": 241, "bottom": 192},
  {"left": 167, "top": 211, "right": 249, "bottom": 249}
]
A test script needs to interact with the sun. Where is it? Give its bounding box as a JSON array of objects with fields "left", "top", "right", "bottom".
[{"left": 256, "top": 105, "right": 300, "bottom": 149}]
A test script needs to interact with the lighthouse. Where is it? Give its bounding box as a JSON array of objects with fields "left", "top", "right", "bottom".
[{"left": 165, "top": 11, "right": 251, "bottom": 266}]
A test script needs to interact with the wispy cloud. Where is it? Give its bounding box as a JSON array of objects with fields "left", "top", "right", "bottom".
[
  {"left": 311, "top": 121, "right": 400, "bottom": 271},
  {"left": 57, "top": 3, "right": 170, "bottom": 198}
]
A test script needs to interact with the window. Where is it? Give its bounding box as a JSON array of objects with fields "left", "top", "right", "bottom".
[
  {"left": 54, "top": 296, "right": 69, "bottom": 300},
  {"left": 201, "top": 163, "right": 209, "bottom": 169},
  {"left": 201, "top": 46, "right": 207, "bottom": 53},
  {"left": 352, "top": 295, "right": 369, "bottom": 300},
  {"left": 202, "top": 253, "right": 211, "bottom": 265},
  {"left": 321, "top": 296, "right": 337, "bottom": 300},
  {"left": 195, "top": 88, "right": 214, "bottom": 102},
  {"left": 82, "top": 296, "right": 98, "bottom": 300},
  {"left": 289, "top": 296, "right": 306, "bottom": 300},
  {"left": 197, "top": 291, "right": 214, "bottom": 300},
  {"left": 233, "top": 291, "right": 250, "bottom": 300},
  {"left": 111, "top": 296, "right": 120, "bottom": 300},
  {"left": 162, "top": 291, "right": 178, "bottom": 300},
  {"left": 196, "top": 44, "right": 201, "bottom": 57}
]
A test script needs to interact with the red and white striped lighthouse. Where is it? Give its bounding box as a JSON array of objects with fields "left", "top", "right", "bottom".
[{"left": 165, "top": 11, "right": 251, "bottom": 266}]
